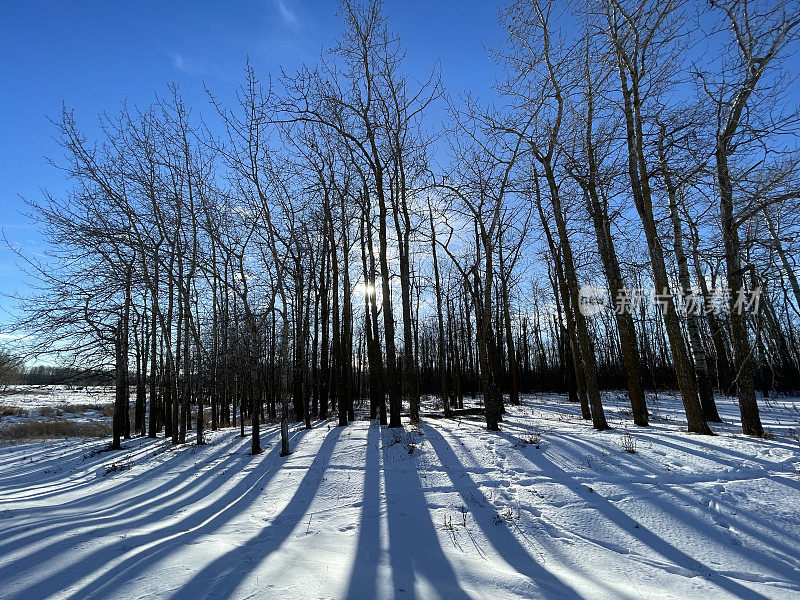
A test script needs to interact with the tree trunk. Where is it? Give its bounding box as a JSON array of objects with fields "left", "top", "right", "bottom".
[
  {"left": 615, "top": 64, "right": 711, "bottom": 434},
  {"left": 717, "top": 149, "right": 764, "bottom": 436}
]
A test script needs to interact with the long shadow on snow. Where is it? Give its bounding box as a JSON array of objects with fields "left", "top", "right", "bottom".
[
  {"left": 381, "top": 426, "right": 473, "bottom": 600},
  {"left": 509, "top": 434, "right": 776, "bottom": 600},
  {"left": 539, "top": 426, "right": 799, "bottom": 496},
  {"left": 0, "top": 438, "right": 228, "bottom": 545},
  {"left": 637, "top": 432, "right": 800, "bottom": 492},
  {"left": 0, "top": 431, "right": 258, "bottom": 538},
  {"left": 7, "top": 427, "right": 312, "bottom": 600},
  {"left": 0, "top": 441, "right": 81, "bottom": 472},
  {"left": 344, "top": 420, "right": 383, "bottom": 600},
  {"left": 0, "top": 434, "right": 249, "bottom": 560},
  {"left": 167, "top": 426, "right": 343, "bottom": 600},
  {"left": 646, "top": 476, "right": 800, "bottom": 586},
  {"left": 506, "top": 427, "right": 800, "bottom": 588},
  {"left": 25, "top": 431, "right": 247, "bottom": 503},
  {"left": 0, "top": 441, "right": 144, "bottom": 493},
  {"left": 423, "top": 424, "right": 584, "bottom": 600}
]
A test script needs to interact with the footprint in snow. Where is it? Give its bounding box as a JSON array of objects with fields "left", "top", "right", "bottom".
[
  {"left": 712, "top": 516, "right": 731, "bottom": 529},
  {"left": 601, "top": 541, "right": 632, "bottom": 555},
  {"left": 716, "top": 570, "right": 782, "bottom": 584}
]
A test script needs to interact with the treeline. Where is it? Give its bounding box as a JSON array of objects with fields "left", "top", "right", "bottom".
[
  {"left": 0, "top": 348, "right": 116, "bottom": 386},
  {"left": 10, "top": 0, "right": 800, "bottom": 452},
  {"left": 9, "top": 366, "right": 114, "bottom": 387}
]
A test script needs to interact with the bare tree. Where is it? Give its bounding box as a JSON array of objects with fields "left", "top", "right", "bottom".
[{"left": 704, "top": 0, "right": 800, "bottom": 436}]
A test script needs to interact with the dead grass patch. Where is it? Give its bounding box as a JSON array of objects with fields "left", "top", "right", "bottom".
[
  {"left": 0, "top": 419, "right": 112, "bottom": 440},
  {"left": 38, "top": 406, "right": 62, "bottom": 418},
  {"left": 0, "top": 388, "right": 41, "bottom": 397},
  {"left": 55, "top": 403, "right": 114, "bottom": 417},
  {"left": 0, "top": 405, "right": 29, "bottom": 419}
]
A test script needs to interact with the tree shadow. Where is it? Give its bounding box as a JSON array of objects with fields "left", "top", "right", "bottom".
[
  {"left": 166, "top": 425, "right": 344, "bottom": 599},
  {"left": 0, "top": 434, "right": 251, "bottom": 583},
  {"left": 514, "top": 427, "right": 800, "bottom": 590},
  {"left": 381, "top": 427, "right": 474, "bottom": 600},
  {"left": 511, "top": 437, "right": 776, "bottom": 600},
  {"left": 0, "top": 441, "right": 87, "bottom": 474},
  {"left": 0, "top": 434, "right": 247, "bottom": 556},
  {"left": 4, "top": 427, "right": 311, "bottom": 600},
  {"left": 344, "top": 420, "right": 383, "bottom": 599},
  {"left": 422, "top": 424, "right": 585, "bottom": 600},
  {"left": 638, "top": 432, "right": 800, "bottom": 492},
  {"left": 0, "top": 442, "right": 58, "bottom": 468},
  {"left": 645, "top": 476, "right": 800, "bottom": 585},
  {"left": 0, "top": 437, "right": 159, "bottom": 498}
]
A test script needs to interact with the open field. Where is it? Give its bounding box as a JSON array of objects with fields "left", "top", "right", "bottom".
[
  {"left": 1, "top": 392, "right": 799, "bottom": 599},
  {"left": 0, "top": 386, "right": 114, "bottom": 440}
]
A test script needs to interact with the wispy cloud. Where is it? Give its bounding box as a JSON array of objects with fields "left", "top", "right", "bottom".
[
  {"left": 274, "top": 0, "right": 298, "bottom": 27},
  {"left": 168, "top": 53, "right": 230, "bottom": 81},
  {"left": 170, "top": 53, "right": 206, "bottom": 76}
]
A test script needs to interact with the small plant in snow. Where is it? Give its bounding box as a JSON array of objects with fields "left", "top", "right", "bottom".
[
  {"left": 620, "top": 431, "right": 636, "bottom": 454},
  {"left": 104, "top": 462, "right": 131, "bottom": 476},
  {"left": 514, "top": 427, "right": 541, "bottom": 449},
  {"left": 407, "top": 439, "right": 417, "bottom": 455},
  {"left": 386, "top": 430, "right": 418, "bottom": 455},
  {"left": 442, "top": 514, "right": 454, "bottom": 531}
]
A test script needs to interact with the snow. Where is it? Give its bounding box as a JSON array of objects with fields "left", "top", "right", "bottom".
[
  {"left": 0, "top": 385, "right": 114, "bottom": 409},
  {"left": 0, "top": 386, "right": 114, "bottom": 425},
  {"left": 1, "top": 392, "right": 799, "bottom": 599}
]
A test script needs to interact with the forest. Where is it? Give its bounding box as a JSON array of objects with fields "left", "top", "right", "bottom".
[
  {"left": 12, "top": 0, "right": 800, "bottom": 448},
  {"left": 2, "top": 0, "right": 800, "bottom": 598}
]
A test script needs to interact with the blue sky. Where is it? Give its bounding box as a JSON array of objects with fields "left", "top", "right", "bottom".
[
  {"left": 0, "top": 0, "right": 503, "bottom": 331},
  {"left": 4, "top": 1, "right": 797, "bottom": 339}
]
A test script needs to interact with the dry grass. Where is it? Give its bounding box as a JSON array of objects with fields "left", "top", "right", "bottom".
[
  {"left": 0, "top": 419, "right": 112, "bottom": 440},
  {"left": 55, "top": 403, "right": 114, "bottom": 417},
  {"left": 0, "top": 405, "right": 29, "bottom": 418},
  {"left": 39, "top": 406, "right": 63, "bottom": 418},
  {"left": 0, "top": 388, "right": 41, "bottom": 397}
]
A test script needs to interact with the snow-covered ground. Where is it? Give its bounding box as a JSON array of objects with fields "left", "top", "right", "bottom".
[
  {"left": 0, "top": 386, "right": 113, "bottom": 425},
  {"left": 1, "top": 392, "right": 799, "bottom": 599}
]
